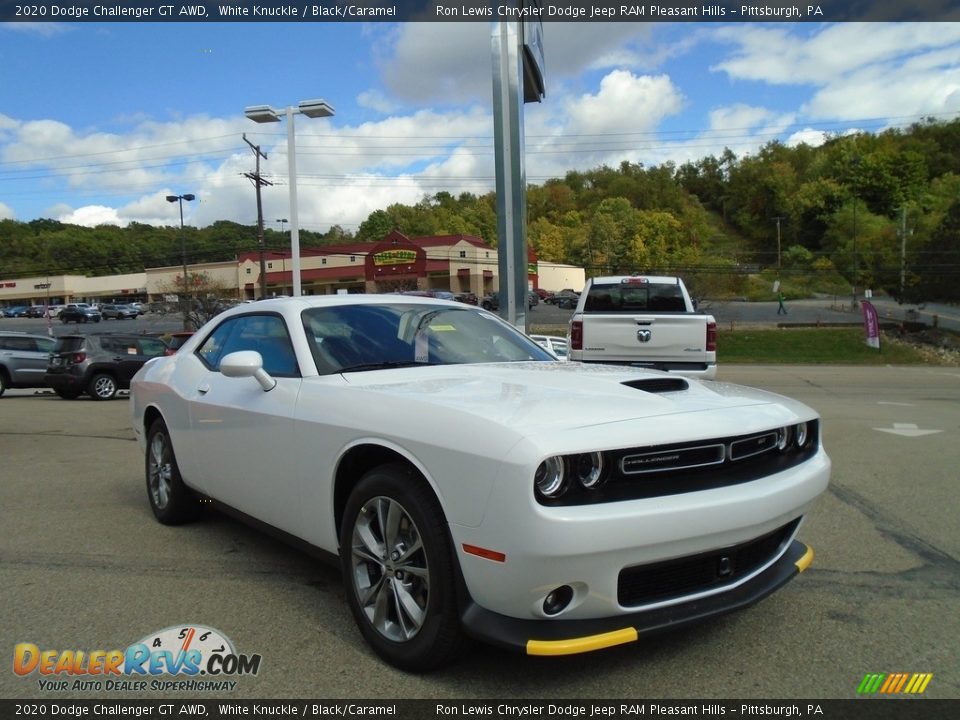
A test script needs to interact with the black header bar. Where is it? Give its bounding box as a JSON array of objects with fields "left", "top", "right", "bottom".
[{"left": 1, "top": 0, "right": 959, "bottom": 23}]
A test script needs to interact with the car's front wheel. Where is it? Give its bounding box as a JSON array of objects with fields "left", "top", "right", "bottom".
[
  {"left": 145, "top": 418, "right": 198, "bottom": 525},
  {"left": 88, "top": 373, "right": 118, "bottom": 400},
  {"left": 340, "top": 464, "right": 463, "bottom": 672}
]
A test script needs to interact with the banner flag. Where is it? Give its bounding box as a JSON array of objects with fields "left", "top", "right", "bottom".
[{"left": 862, "top": 300, "right": 880, "bottom": 349}]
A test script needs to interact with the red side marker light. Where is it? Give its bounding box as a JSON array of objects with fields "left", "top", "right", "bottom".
[{"left": 462, "top": 544, "right": 506, "bottom": 563}]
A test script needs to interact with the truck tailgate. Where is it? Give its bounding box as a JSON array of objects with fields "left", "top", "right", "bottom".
[{"left": 580, "top": 313, "right": 710, "bottom": 363}]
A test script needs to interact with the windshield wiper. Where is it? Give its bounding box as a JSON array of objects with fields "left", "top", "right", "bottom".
[{"left": 338, "top": 360, "right": 441, "bottom": 373}]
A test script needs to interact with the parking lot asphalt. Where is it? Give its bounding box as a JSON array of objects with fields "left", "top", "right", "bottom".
[{"left": 1, "top": 365, "right": 958, "bottom": 700}]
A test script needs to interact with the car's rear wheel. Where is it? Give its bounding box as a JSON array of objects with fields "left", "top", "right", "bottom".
[
  {"left": 0, "top": 371, "right": 7, "bottom": 397},
  {"left": 54, "top": 388, "right": 81, "bottom": 400},
  {"left": 88, "top": 373, "right": 118, "bottom": 400},
  {"left": 340, "top": 464, "right": 463, "bottom": 672},
  {"left": 145, "top": 418, "right": 198, "bottom": 525}
]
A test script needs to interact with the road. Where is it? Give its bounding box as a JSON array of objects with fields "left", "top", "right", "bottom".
[{"left": 1, "top": 364, "right": 957, "bottom": 700}]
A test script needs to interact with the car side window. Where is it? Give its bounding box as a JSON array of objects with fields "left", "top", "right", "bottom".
[
  {"left": 197, "top": 314, "right": 299, "bottom": 377},
  {"left": 137, "top": 338, "right": 168, "bottom": 358},
  {"left": 2, "top": 336, "right": 36, "bottom": 352}
]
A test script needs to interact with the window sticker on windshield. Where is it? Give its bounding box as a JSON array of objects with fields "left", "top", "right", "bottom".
[
  {"left": 415, "top": 330, "right": 429, "bottom": 362},
  {"left": 430, "top": 324, "right": 456, "bottom": 332}
]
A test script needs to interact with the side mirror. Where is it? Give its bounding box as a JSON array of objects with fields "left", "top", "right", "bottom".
[{"left": 220, "top": 350, "right": 276, "bottom": 392}]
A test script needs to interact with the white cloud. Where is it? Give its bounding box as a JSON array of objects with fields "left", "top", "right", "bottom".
[
  {"left": 709, "top": 23, "right": 960, "bottom": 124},
  {"left": 0, "top": 201, "right": 14, "bottom": 220},
  {"left": 356, "top": 89, "right": 400, "bottom": 114},
  {"left": 786, "top": 129, "right": 830, "bottom": 147},
  {"left": 0, "top": 22, "right": 71, "bottom": 38},
  {"left": 56, "top": 205, "right": 122, "bottom": 227},
  {"left": 375, "top": 22, "right": 655, "bottom": 106},
  {"left": 561, "top": 70, "right": 684, "bottom": 137}
]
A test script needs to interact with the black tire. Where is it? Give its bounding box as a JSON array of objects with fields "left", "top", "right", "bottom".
[
  {"left": 54, "top": 387, "right": 81, "bottom": 400},
  {"left": 145, "top": 418, "right": 198, "bottom": 525},
  {"left": 340, "top": 464, "right": 463, "bottom": 672},
  {"left": 87, "top": 373, "right": 118, "bottom": 400},
  {"left": 0, "top": 371, "right": 7, "bottom": 397}
]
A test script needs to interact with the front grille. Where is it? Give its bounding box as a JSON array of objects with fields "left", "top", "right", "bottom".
[
  {"left": 536, "top": 421, "right": 820, "bottom": 507},
  {"left": 621, "top": 444, "right": 724, "bottom": 474},
  {"left": 617, "top": 519, "right": 800, "bottom": 607}
]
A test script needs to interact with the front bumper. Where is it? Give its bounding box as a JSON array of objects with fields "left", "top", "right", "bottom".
[{"left": 461, "top": 540, "right": 812, "bottom": 655}]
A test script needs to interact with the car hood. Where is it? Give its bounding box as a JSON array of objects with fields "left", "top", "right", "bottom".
[{"left": 338, "top": 362, "right": 808, "bottom": 436}]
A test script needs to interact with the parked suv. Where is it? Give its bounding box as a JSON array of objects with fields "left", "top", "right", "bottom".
[
  {"left": 59, "top": 303, "right": 102, "bottom": 324},
  {"left": 0, "top": 331, "right": 56, "bottom": 397},
  {"left": 45, "top": 333, "right": 168, "bottom": 400},
  {"left": 101, "top": 303, "right": 138, "bottom": 320}
]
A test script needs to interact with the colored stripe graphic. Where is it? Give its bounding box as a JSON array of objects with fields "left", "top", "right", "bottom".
[{"left": 857, "top": 673, "right": 932, "bottom": 694}]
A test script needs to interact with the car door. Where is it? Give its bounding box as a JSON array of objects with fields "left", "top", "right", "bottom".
[
  {"left": 0, "top": 335, "right": 55, "bottom": 385},
  {"left": 187, "top": 313, "right": 304, "bottom": 535}
]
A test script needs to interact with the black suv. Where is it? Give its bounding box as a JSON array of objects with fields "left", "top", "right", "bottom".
[
  {"left": 59, "top": 303, "right": 102, "bottom": 324},
  {"left": 45, "top": 333, "right": 168, "bottom": 400}
]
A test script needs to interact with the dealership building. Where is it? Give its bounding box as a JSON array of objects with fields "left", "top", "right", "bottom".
[{"left": 0, "top": 231, "right": 584, "bottom": 307}]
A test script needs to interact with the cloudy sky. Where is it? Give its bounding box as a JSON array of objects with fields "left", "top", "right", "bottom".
[{"left": 1, "top": 20, "right": 959, "bottom": 233}]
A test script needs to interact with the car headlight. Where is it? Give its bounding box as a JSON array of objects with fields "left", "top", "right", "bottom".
[
  {"left": 776, "top": 426, "right": 792, "bottom": 451},
  {"left": 795, "top": 421, "right": 810, "bottom": 448},
  {"left": 534, "top": 456, "right": 566, "bottom": 498},
  {"left": 573, "top": 451, "right": 605, "bottom": 489}
]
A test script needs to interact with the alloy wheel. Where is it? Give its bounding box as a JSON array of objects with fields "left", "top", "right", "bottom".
[
  {"left": 349, "top": 496, "right": 429, "bottom": 642},
  {"left": 148, "top": 431, "right": 173, "bottom": 510}
]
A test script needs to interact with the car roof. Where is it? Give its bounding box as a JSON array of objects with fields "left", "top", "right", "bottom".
[
  {"left": 228, "top": 294, "right": 466, "bottom": 315},
  {"left": 589, "top": 275, "right": 682, "bottom": 285},
  {"left": 0, "top": 330, "right": 53, "bottom": 340}
]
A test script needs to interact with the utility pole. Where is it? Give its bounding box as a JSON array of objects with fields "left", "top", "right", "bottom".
[
  {"left": 773, "top": 216, "right": 784, "bottom": 273},
  {"left": 243, "top": 134, "right": 272, "bottom": 299},
  {"left": 899, "top": 205, "right": 908, "bottom": 301}
]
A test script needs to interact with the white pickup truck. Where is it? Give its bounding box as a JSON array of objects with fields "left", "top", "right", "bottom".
[{"left": 567, "top": 275, "right": 717, "bottom": 379}]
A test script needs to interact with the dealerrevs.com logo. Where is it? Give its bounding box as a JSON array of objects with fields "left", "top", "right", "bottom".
[
  {"left": 857, "top": 672, "right": 934, "bottom": 695},
  {"left": 13, "top": 624, "right": 261, "bottom": 692}
]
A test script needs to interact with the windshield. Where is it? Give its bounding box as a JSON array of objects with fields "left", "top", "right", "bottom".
[
  {"left": 302, "top": 303, "right": 554, "bottom": 374},
  {"left": 584, "top": 282, "right": 686, "bottom": 312}
]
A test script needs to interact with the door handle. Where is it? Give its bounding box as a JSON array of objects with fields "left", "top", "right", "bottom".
[{"left": 197, "top": 383, "right": 210, "bottom": 395}]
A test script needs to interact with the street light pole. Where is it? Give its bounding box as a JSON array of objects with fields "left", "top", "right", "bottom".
[
  {"left": 166, "top": 193, "right": 196, "bottom": 330},
  {"left": 244, "top": 99, "right": 335, "bottom": 297}
]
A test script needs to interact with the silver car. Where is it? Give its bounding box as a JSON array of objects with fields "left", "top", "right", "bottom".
[{"left": 0, "top": 331, "right": 56, "bottom": 396}]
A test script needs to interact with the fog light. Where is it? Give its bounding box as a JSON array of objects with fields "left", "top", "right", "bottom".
[
  {"left": 543, "top": 585, "right": 574, "bottom": 616},
  {"left": 535, "top": 456, "right": 566, "bottom": 498}
]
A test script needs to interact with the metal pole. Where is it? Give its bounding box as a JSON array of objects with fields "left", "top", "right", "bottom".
[
  {"left": 900, "top": 205, "right": 907, "bottom": 300},
  {"left": 179, "top": 198, "right": 190, "bottom": 330},
  {"left": 286, "top": 106, "right": 302, "bottom": 297},
  {"left": 491, "top": 19, "right": 528, "bottom": 331}
]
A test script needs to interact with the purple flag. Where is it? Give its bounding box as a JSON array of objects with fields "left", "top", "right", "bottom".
[{"left": 862, "top": 300, "right": 880, "bottom": 349}]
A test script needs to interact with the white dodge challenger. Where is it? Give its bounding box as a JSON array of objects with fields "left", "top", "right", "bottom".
[{"left": 130, "top": 295, "right": 830, "bottom": 672}]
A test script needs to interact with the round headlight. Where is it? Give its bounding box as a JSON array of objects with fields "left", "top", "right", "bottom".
[
  {"left": 795, "top": 422, "right": 810, "bottom": 448},
  {"left": 535, "top": 456, "right": 566, "bottom": 498},
  {"left": 574, "top": 452, "right": 605, "bottom": 489},
  {"left": 776, "top": 426, "right": 792, "bottom": 452}
]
